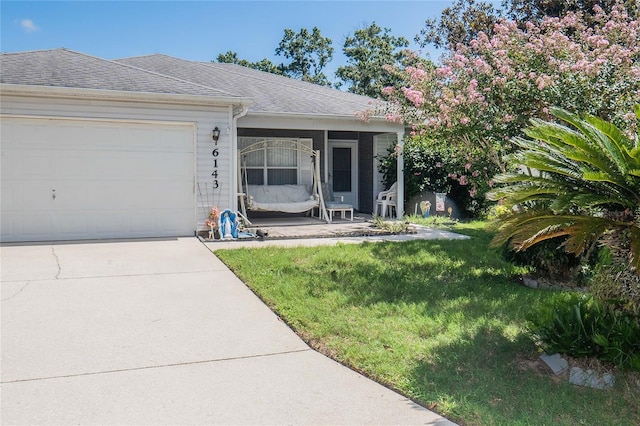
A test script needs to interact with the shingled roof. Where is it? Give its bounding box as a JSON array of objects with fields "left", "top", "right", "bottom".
[
  {"left": 117, "top": 54, "right": 377, "bottom": 117},
  {"left": 0, "top": 48, "right": 239, "bottom": 99},
  {"left": 1, "top": 48, "right": 384, "bottom": 119}
]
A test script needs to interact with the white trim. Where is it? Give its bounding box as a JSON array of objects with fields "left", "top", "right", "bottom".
[
  {"left": 0, "top": 113, "right": 197, "bottom": 127},
  {"left": 328, "top": 139, "right": 359, "bottom": 209},
  {"left": 323, "top": 130, "right": 329, "bottom": 183},
  {"left": 192, "top": 123, "right": 198, "bottom": 233},
  {"left": 396, "top": 131, "right": 405, "bottom": 218},
  {"left": 372, "top": 133, "right": 397, "bottom": 211},
  {"left": 238, "top": 114, "right": 402, "bottom": 133},
  {"left": 0, "top": 83, "right": 252, "bottom": 107},
  {"left": 230, "top": 105, "right": 249, "bottom": 213}
]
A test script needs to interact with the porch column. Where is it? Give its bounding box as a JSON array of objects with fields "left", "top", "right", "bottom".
[{"left": 396, "top": 131, "right": 405, "bottom": 218}]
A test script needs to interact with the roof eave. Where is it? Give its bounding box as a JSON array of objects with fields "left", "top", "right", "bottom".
[
  {"left": 0, "top": 84, "right": 253, "bottom": 107},
  {"left": 245, "top": 111, "right": 402, "bottom": 130}
]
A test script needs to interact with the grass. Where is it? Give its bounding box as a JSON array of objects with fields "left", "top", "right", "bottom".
[{"left": 215, "top": 221, "right": 640, "bottom": 425}]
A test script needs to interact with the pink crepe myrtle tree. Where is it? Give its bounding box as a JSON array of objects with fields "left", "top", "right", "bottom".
[{"left": 377, "top": 1, "right": 640, "bottom": 207}]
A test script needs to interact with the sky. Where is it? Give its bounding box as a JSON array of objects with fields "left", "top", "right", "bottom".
[{"left": 0, "top": 0, "right": 462, "bottom": 77}]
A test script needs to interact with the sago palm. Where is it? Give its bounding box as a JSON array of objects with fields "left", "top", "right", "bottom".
[{"left": 488, "top": 105, "right": 640, "bottom": 276}]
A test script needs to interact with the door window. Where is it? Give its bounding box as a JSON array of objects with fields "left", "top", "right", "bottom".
[{"left": 332, "top": 147, "right": 352, "bottom": 192}]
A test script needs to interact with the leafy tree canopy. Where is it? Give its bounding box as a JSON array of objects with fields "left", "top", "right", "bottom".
[
  {"left": 417, "top": 0, "right": 640, "bottom": 49},
  {"left": 335, "top": 22, "right": 410, "bottom": 97},
  {"left": 215, "top": 51, "right": 283, "bottom": 75},
  {"left": 378, "top": 2, "right": 639, "bottom": 213},
  {"left": 275, "top": 27, "right": 334, "bottom": 86},
  {"left": 416, "top": 0, "right": 502, "bottom": 49},
  {"left": 217, "top": 27, "right": 334, "bottom": 86}
]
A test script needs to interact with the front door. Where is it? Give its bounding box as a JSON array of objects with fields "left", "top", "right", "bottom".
[{"left": 328, "top": 140, "right": 358, "bottom": 208}]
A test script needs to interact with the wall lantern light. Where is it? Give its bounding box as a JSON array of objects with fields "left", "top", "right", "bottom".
[{"left": 212, "top": 127, "right": 221, "bottom": 142}]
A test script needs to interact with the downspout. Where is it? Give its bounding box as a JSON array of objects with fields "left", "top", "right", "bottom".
[
  {"left": 396, "top": 130, "right": 405, "bottom": 218},
  {"left": 231, "top": 104, "right": 249, "bottom": 210}
]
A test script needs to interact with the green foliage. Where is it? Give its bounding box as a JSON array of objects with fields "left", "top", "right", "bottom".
[
  {"left": 502, "top": 237, "right": 587, "bottom": 282},
  {"left": 216, "top": 51, "right": 284, "bottom": 74},
  {"left": 529, "top": 294, "right": 640, "bottom": 370},
  {"left": 377, "top": 136, "right": 499, "bottom": 217},
  {"left": 591, "top": 240, "right": 640, "bottom": 316},
  {"left": 335, "top": 22, "right": 410, "bottom": 98},
  {"left": 489, "top": 106, "right": 640, "bottom": 272},
  {"left": 505, "top": 0, "right": 640, "bottom": 22},
  {"left": 218, "top": 223, "right": 640, "bottom": 424},
  {"left": 275, "top": 27, "right": 334, "bottom": 86},
  {"left": 371, "top": 215, "right": 412, "bottom": 233},
  {"left": 416, "top": 0, "right": 501, "bottom": 49},
  {"left": 418, "top": 0, "right": 640, "bottom": 50},
  {"left": 217, "top": 27, "right": 334, "bottom": 86}
]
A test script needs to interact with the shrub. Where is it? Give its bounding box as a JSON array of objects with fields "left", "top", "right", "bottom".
[
  {"left": 502, "top": 237, "right": 586, "bottom": 283},
  {"left": 528, "top": 295, "right": 640, "bottom": 370},
  {"left": 377, "top": 136, "right": 499, "bottom": 217},
  {"left": 591, "top": 239, "right": 640, "bottom": 316}
]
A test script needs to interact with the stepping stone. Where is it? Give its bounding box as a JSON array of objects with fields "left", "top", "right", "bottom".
[
  {"left": 569, "top": 367, "right": 615, "bottom": 390},
  {"left": 522, "top": 276, "right": 538, "bottom": 288},
  {"left": 540, "top": 353, "right": 568, "bottom": 374}
]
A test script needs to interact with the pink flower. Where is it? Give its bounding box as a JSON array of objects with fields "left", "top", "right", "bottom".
[
  {"left": 436, "top": 162, "right": 442, "bottom": 168},
  {"left": 435, "top": 66, "right": 453, "bottom": 77},
  {"left": 402, "top": 87, "right": 425, "bottom": 107},
  {"left": 465, "top": 163, "right": 472, "bottom": 170},
  {"left": 459, "top": 175, "right": 468, "bottom": 185}
]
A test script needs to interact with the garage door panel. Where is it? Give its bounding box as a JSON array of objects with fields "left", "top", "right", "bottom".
[
  {"left": 52, "top": 181, "right": 93, "bottom": 210},
  {"left": 55, "top": 153, "right": 91, "bottom": 179},
  {"left": 55, "top": 212, "right": 90, "bottom": 237},
  {"left": 126, "top": 211, "right": 158, "bottom": 235},
  {"left": 4, "top": 149, "right": 54, "bottom": 180},
  {"left": 1, "top": 180, "right": 24, "bottom": 210},
  {"left": 1, "top": 117, "right": 195, "bottom": 242},
  {"left": 4, "top": 212, "right": 54, "bottom": 240},
  {"left": 163, "top": 154, "right": 194, "bottom": 178},
  {"left": 94, "top": 213, "right": 126, "bottom": 237},
  {"left": 14, "top": 182, "right": 52, "bottom": 210},
  {"left": 0, "top": 148, "right": 20, "bottom": 177}
]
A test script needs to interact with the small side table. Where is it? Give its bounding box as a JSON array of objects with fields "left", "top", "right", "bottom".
[{"left": 326, "top": 205, "right": 353, "bottom": 223}]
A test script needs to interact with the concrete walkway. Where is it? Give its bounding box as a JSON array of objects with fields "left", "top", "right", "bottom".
[
  {"left": 206, "top": 223, "right": 469, "bottom": 250},
  {"left": 1, "top": 237, "right": 455, "bottom": 425}
]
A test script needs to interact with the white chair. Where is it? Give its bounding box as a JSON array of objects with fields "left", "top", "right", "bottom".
[{"left": 375, "top": 182, "right": 397, "bottom": 218}]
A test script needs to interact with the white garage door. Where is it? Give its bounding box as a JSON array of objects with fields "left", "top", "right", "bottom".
[{"left": 1, "top": 117, "right": 195, "bottom": 242}]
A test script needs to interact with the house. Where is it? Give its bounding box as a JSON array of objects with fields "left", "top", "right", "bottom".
[{"left": 0, "top": 49, "right": 404, "bottom": 242}]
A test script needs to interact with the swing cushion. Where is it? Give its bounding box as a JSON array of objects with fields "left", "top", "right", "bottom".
[{"left": 247, "top": 185, "right": 318, "bottom": 213}]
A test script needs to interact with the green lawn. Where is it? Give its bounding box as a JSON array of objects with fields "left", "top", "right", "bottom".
[{"left": 216, "top": 222, "right": 639, "bottom": 425}]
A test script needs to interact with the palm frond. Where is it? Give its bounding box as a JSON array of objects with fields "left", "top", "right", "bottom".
[
  {"left": 491, "top": 105, "right": 640, "bottom": 273},
  {"left": 491, "top": 211, "right": 624, "bottom": 256},
  {"left": 549, "top": 107, "right": 628, "bottom": 176}
]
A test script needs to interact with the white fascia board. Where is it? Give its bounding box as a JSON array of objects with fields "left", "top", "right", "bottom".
[
  {"left": 0, "top": 84, "right": 253, "bottom": 108},
  {"left": 238, "top": 112, "right": 402, "bottom": 133}
]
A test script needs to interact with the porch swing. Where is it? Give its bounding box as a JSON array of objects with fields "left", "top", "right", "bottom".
[{"left": 238, "top": 139, "right": 329, "bottom": 223}]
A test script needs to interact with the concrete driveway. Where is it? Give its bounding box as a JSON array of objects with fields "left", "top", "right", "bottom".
[{"left": 1, "top": 237, "right": 454, "bottom": 425}]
